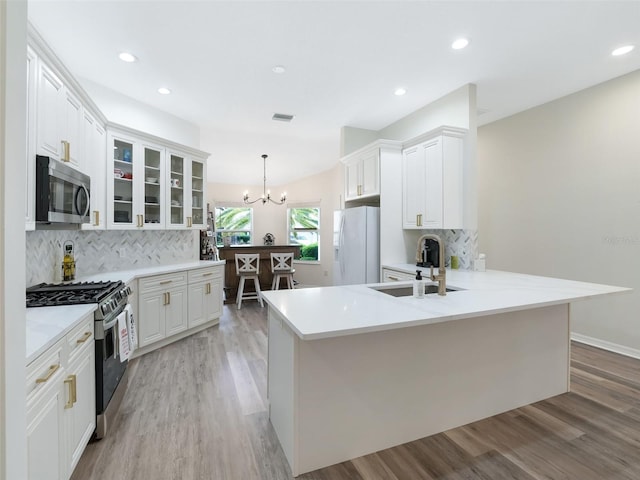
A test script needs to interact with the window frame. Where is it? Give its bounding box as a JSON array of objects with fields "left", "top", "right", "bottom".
[
  {"left": 214, "top": 203, "right": 254, "bottom": 247},
  {"left": 287, "top": 203, "right": 320, "bottom": 264}
]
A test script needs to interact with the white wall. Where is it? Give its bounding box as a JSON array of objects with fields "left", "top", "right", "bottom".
[
  {"left": 1, "top": 1, "right": 28, "bottom": 478},
  {"left": 80, "top": 78, "right": 201, "bottom": 148},
  {"left": 478, "top": 69, "right": 640, "bottom": 355},
  {"left": 209, "top": 164, "right": 342, "bottom": 287}
]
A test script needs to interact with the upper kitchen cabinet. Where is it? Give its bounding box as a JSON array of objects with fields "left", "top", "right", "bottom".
[
  {"left": 35, "top": 61, "right": 82, "bottom": 167},
  {"left": 166, "top": 152, "right": 207, "bottom": 229},
  {"left": 81, "top": 111, "right": 106, "bottom": 230},
  {"left": 107, "top": 125, "right": 209, "bottom": 230},
  {"left": 402, "top": 127, "right": 466, "bottom": 229},
  {"left": 342, "top": 147, "right": 380, "bottom": 201},
  {"left": 107, "top": 129, "right": 166, "bottom": 230},
  {"left": 26, "top": 46, "right": 37, "bottom": 231},
  {"left": 27, "top": 27, "right": 109, "bottom": 230}
]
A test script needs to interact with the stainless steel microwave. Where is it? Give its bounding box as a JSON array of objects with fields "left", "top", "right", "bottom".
[{"left": 35, "top": 155, "right": 91, "bottom": 224}]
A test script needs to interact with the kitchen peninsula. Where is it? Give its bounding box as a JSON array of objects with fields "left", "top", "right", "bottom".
[
  {"left": 261, "top": 269, "right": 630, "bottom": 476},
  {"left": 218, "top": 245, "right": 301, "bottom": 303}
]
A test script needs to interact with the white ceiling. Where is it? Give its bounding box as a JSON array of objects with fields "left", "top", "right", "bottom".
[{"left": 28, "top": 1, "right": 640, "bottom": 186}]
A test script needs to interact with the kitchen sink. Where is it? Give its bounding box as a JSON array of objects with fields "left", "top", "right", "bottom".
[{"left": 369, "top": 284, "right": 462, "bottom": 297}]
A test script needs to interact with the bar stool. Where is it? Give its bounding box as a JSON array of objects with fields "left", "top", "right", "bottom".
[
  {"left": 235, "top": 253, "right": 264, "bottom": 309},
  {"left": 270, "top": 252, "right": 295, "bottom": 290}
]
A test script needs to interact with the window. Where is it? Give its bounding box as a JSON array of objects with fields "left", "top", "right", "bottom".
[
  {"left": 215, "top": 206, "right": 253, "bottom": 246},
  {"left": 288, "top": 206, "right": 320, "bottom": 262}
]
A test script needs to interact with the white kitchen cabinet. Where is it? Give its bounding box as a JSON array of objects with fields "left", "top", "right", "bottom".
[
  {"left": 402, "top": 128, "right": 465, "bottom": 229},
  {"left": 26, "top": 46, "right": 37, "bottom": 231},
  {"left": 166, "top": 152, "right": 207, "bottom": 229},
  {"left": 343, "top": 147, "right": 380, "bottom": 201},
  {"left": 35, "top": 61, "right": 82, "bottom": 167},
  {"left": 138, "top": 271, "right": 188, "bottom": 348},
  {"left": 81, "top": 110, "right": 106, "bottom": 229},
  {"left": 381, "top": 267, "right": 415, "bottom": 282},
  {"left": 107, "top": 130, "right": 166, "bottom": 230},
  {"left": 26, "top": 314, "right": 95, "bottom": 480},
  {"left": 64, "top": 318, "right": 96, "bottom": 476},
  {"left": 187, "top": 265, "right": 223, "bottom": 328},
  {"left": 27, "top": 341, "right": 65, "bottom": 480}
]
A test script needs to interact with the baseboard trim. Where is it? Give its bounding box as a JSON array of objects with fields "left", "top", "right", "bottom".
[{"left": 571, "top": 332, "right": 640, "bottom": 360}]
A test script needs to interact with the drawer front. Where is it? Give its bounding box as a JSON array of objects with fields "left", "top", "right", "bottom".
[
  {"left": 382, "top": 269, "right": 415, "bottom": 282},
  {"left": 188, "top": 266, "right": 222, "bottom": 284},
  {"left": 27, "top": 339, "right": 64, "bottom": 401},
  {"left": 139, "top": 271, "right": 188, "bottom": 291},
  {"left": 67, "top": 315, "right": 94, "bottom": 361}
]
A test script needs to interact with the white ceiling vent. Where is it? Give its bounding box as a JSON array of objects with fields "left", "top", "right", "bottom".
[{"left": 272, "top": 113, "right": 295, "bottom": 122}]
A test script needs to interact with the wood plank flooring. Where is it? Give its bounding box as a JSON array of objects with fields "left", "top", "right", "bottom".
[{"left": 71, "top": 303, "right": 640, "bottom": 480}]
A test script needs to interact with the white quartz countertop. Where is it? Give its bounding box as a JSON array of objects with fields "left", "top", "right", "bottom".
[
  {"left": 26, "top": 304, "right": 97, "bottom": 365},
  {"left": 77, "top": 260, "right": 225, "bottom": 284},
  {"left": 261, "top": 267, "right": 631, "bottom": 341},
  {"left": 26, "top": 260, "right": 225, "bottom": 363}
]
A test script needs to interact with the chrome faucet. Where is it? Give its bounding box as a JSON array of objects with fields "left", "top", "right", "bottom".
[{"left": 415, "top": 234, "right": 446, "bottom": 296}]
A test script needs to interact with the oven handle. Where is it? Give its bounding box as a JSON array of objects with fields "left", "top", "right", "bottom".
[{"left": 102, "top": 304, "right": 128, "bottom": 331}]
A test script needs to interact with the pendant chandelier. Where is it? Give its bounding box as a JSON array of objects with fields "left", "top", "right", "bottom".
[{"left": 243, "top": 154, "right": 287, "bottom": 205}]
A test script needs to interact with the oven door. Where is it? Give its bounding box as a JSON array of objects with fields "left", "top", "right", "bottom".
[
  {"left": 36, "top": 155, "right": 91, "bottom": 224},
  {"left": 95, "top": 310, "right": 128, "bottom": 415}
]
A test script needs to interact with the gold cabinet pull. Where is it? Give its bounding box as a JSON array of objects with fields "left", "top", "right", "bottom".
[
  {"left": 357, "top": 185, "right": 362, "bottom": 196},
  {"left": 417, "top": 213, "right": 423, "bottom": 227},
  {"left": 167, "top": 292, "right": 171, "bottom": 305},
  {"left": 202, "top": 272, "right": 213, "bottom": 277},
  {"left": 162, "top": 292, "right": 168, "bottom": 305},
  {"left": 206, "top": 283, "right": 211, "bottom": 294},
  {"left": 93, "top": 210, "right": 100, "bottom": 226},
  {"left": 160, "top": 280, "right": 172, "bottom": 285},
  {"left": 36, "top": 364, "right": 60, "bottom": 384},
  {"left": 64, "top": 375, "right": 76, "bottom": 409},
  {"left": 388, "top": 275, "right": 401, "bottom": 281},
  {"left": 76, "top": 331, "right": 92, "bottom": 344},
  {"left": 61, "top": 140, "right": 70, "bottom": 162},
  {"left": 187, "top": 216, "right": 192, "bottom": 227}
]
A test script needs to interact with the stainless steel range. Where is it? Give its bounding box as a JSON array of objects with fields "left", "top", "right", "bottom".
[{"left": 26, "top": 280, "right": 132, "bottom": 439}]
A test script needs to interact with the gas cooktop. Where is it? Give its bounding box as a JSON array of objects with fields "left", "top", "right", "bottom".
[{"left": 26, "top": 281, "right": 123, "bottom": 308}]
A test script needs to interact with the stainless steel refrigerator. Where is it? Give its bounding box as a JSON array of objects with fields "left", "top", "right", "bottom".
[{"left": 333, "top": 206, "right": 380, "bottom": 285}]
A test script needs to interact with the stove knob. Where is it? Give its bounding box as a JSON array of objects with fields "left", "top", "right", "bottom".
[
  {"left": 101, "top": 303, "right": 111, "bottom": 315},
  {"left": 110, "top": 299, "right": 118, "bottom": 311}
]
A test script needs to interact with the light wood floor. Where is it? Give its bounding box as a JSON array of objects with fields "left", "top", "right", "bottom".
[{"left": 72, "top": 303, "right": 640, "bottom": 480}]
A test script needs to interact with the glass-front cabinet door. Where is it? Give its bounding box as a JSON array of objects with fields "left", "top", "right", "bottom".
[
  {"left": 108, "top": 131, "right": 166, "bottom": 229},
  {"left": 142, "top": 145, "right": 164, "bottom": 228},
  {"left": 168, "top": 153, "right": 186, "bottom": 228},
  {"left": 190, "top": 159, "right": 206, "bottom": 228},
  {"left": 111, "top": 137, "right": 136, "bottom": 228}
]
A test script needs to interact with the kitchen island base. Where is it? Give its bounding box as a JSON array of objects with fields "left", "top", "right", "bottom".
[{"left": 268, "top": 304, "right": 570, "bottom": 477}]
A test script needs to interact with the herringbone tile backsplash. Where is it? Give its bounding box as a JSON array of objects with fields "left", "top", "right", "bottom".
[{"left": 26, "top": 230, "right": 198, "bottom": 286}]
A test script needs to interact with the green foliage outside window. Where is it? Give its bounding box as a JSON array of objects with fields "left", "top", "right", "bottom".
[
  {"left": 288, "top": 207, "right": 320, "bottom": 261},
  {"left": 215, "top": 206, "right": 252, "bottom": 246}
]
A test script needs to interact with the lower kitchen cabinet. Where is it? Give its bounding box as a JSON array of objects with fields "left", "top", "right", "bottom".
[
  {"left": 135, "top": 264, "right": 223, "bottom": 355},
  {"left": 27, "top": 314, "right": 95, "bottom": 480},
  {"left": 188, "top": 265, "right": 223, "bottom": 328},
  {"left": 138, "top": 271, "right": 188, "bottom": 348}
]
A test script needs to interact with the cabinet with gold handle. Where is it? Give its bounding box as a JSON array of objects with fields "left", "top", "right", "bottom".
[
  {"left": 93, "top": 210, "right": 100, "bottom": 226},
  {"left": 416, "top": 213, "right": 423, "bottom": 227},
  {"left": 76, "top": 332, "right": 92, "bottom": 344},
  {"left": 387, "top": 275, "right": 401, "bottom": 281},
  {"left": 64, "top": 374, "right": 77, "bottom": 409},
  {"left": 35, "top": 364, "right": 60, "bottom": 384},
  {"left": 61, "top": 140, "right": 70, "bottom": 162},
  {"left": 205, "top": 283, "right": 211, "bottom": 294},
  {"left": 357, "top": 185, "right": 363, "bottom": 196}
]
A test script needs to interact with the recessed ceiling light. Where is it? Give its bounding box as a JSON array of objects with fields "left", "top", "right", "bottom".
[
  {"left": 157, "top": 87, "right": 171, "bottom": 95},
  {"left": 612, "top": 45, "right": 635, "bottom": 56},
  {"left": 451, "top": 38, "right": 469, "bottom": 50},
  {"left": 118, "top": 52, "right": 137, "bottom": 63},
  {"left": 272, "top": 65, "right": 286, "bottom": 74},
  {"left": 394, "top": 87, "right": 407, "bottom": 96}
]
